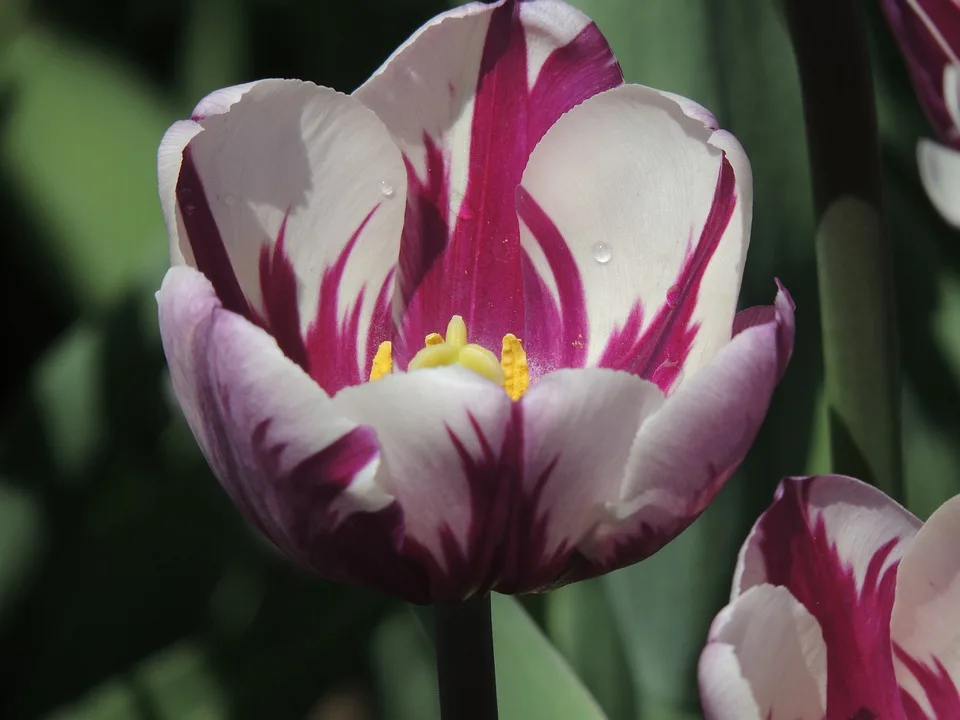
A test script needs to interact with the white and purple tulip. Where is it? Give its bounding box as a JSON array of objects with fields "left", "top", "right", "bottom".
[
  {"left": 882, "top": 0, "right": 960, "bottom": 227},
  {"left": 156, "top": 0, "right": 794, "bottom": 603},
  {"left": 699, "top": 475, "right": 960, "bottom": 719}
]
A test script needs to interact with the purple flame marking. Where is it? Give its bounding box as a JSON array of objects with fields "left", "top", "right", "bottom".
[
  {"left": 597, "top": 155, "right": 738, "bottom": 393},
  {"left": 895, "top": 645, "right": 960, "bottom": 718},
  {"left": 514, "top": 186, "right": 589, "bottom": 371},
  {"left": 394, "top": 0, "right": 622, "bottom": 363},
  {"left": 757, "top": 480, "right": 906, "bottom": 719},
  {"left": 177, "top": 147, "right": 252, "bottom": 319}
]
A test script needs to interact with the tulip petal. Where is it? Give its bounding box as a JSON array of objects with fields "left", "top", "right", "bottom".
[
  {"left": 945, "top": 64, "right": 960, "bottom": 133},
  {"left": 354, "top": 0, "right": 622, "bottom": 359},
  {"left": 158, "top": 82, "right": 261, "bottom": 267},
  {"left": 517, "top": 84, "right": 751, "bottom": 391},
  {"left": 699, "top": 584, "right": 827, "bottom": 720},
  {"left": 735, "top": 475, "right": 921, "bottom": 719},
  {"left": 882, "top": 0, "right": 960, "bottom": 144},
  {"left": 332, "top": 366, "right": 513, "bottom": 601},
  {"left": 572, "top": 284, "right": 793, "bottom": 577},
  {"left": 891, "top": 494, "right": 960, "bottom": 717},
  {"left": 495, "top": 368, "right": 665, "bottom": 593},
  {"left": 162, "top": 79, "right": 408, "bottom": 394},
  {"left": 157, "top": 266, "right": 441, "bottom": 600},
  {"left": 918, "top": 138, "right": 960, "bottom": 228},
  {"left": 732, "top": 280, "right": 795, "bottom": 380}
]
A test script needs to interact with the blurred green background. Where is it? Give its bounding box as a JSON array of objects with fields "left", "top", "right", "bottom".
[{"left": 1, "top": 0, "right": 957, "bottom": 718}]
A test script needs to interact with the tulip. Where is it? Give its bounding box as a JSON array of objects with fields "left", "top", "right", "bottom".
[
  {"left": 156, "top": 0, "right": 794, "bottom": 604},
  {"left": 882, "top": 0, "right": 960, "bottom": 227},
  {"left": 699, "top": 474, "right": 960, "bottom": 719}
]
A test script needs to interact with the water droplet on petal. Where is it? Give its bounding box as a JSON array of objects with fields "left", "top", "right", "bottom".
[
  {"left": 379, "top": 180, "right": 395, "bottom": 198},
  {"left": 591, "top": 241, "right": 612, "bottom": 264},
  {"left": 224, "top": 194, "right": 236, "bottom": 207}
]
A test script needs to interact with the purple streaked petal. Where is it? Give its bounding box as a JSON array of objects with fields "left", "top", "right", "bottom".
[
  {"left": 698, "top": 584, "right": 827, "bottom": 720},
  {"left": 332, "top": 366, "right": 513, "bottom": 602},
  {"left": 570, "top": 284, "right": 793, "bottom": 578},
  {"left": 517, "top": 84, "right": 751, "bottom": 389},
  {"left": 917, "top": 138, "right": 960, "bottom": 228},
  {"left": 882, "top": 0, "right": 960, "bottom": 146},
  {"left": 158, "top": 82, "right": 263, "bottom": 267},
  {"left": 732, "top": 279, "right": 795, "bottom": 381},
  {"left": 895, "top": 648, "right": 960, "bottom": 719},
  {"left": 157, "top": 266, "right": 438, "bottom": 601},
  {"left": 891, "top": 494, "right": 960, "bottom": 717},
  {"left": 495, "top": 368, "right": 665, "bottom": 593},
  {"left": 353, "top": 0, "right": 622, "bottom": 360},
  {"left": 736, "top": 475, "right": 921, "bottom": 719},
  {"left": 599, "top": 156, "right": 737, "bottom": 392},
  {"left": 171, "top": 80, "right": 407, "bottom": 393},
  {"left": 515, "top": 189, "right": 588, "bottom": 375}
]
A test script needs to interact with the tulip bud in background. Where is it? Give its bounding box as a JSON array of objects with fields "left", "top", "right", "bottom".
[
  {"left": 882, "top": 0, "right": 960, "bottom": 227},
  {"left": 699, "top": 474, "right": 960, "bottom": 719}
]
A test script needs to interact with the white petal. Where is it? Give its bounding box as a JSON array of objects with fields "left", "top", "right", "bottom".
[
  {"left": 332, "top": 366, "right": 512, "bottom": 588},
  {"left": 579, "top": 287, "right": 792, "bottom": 570},
  {"left": 157, "top": 266, "right": 392, "bottom": 558},
  {"left": 353, "top": 0, "right": 609, "bottom": 201},
  {"left": 918, "top": 138, "right": 960, "bottom": 228},
  {"left": 517, "top": 83, "right": 751, "bottom": 387},
  {"left": 699, "top": 584, "right": 827, "bottom": 720},
  {"left": 730, "top": 476, "right": 921, "bottom": 716},
  {"left": 157, "top": 82, "right": 264, "bottom": 267},
  {"left": 172, "top": 80, "right": 407, "bottom": 391},
  {"left": 734, "top": 475, "right": 921, "bottom": 598},
  {"left": 501, "top": 368, "right": 663, "bottom": 589},
  {"left": 353, "top": 0, "right": 621, "bottom": 356},
  {"left": 891, "top": 494, "right": 960, "bottom": 715},
  {"left": 945, "top": 64, "right": 960, "bottom": 135}
]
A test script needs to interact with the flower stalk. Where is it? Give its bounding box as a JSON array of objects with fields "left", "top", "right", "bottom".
[
  {"left": 783, "top": 0, "right": 903, "bottom": 499},
  {"left": 435, "top": 594, "right": 499, "bottom": 720}
]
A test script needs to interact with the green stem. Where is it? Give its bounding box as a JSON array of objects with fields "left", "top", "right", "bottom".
[
  {"left": 435, "top": 594, "right": 499, "bottom": 720},
  {"left": 783, "top": 0, "right": 903, "bottom": 500}
]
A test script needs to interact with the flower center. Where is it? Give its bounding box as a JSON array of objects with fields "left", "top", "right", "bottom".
[{"left": 369, "top": 316, "right": 529, "bottom": 400}]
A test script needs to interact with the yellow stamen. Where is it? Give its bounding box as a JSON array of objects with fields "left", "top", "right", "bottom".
[
  {"left": 500, "top": 334, "right": 529, "bottom": 400},
  {"left": 369, "top": 341, "right": 393, "bottom": 381},
  {"left": 372, "top": 315, "right": 533, "bottom": 399}
]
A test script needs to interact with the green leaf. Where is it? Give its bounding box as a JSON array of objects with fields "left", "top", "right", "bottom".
[
  {"left": 0, "top": 480, "right": 44, "bottom": 625},
  {"left": 492, "top": 594, "right": 608, "bottom": 720},
  {"left": 45, "top": 641, "right": 227, "bottom": 720},
  {"left": 568, "top": 0, "right": 723, "bottom": 112},
  {"left": 373, "top": 611, "right": 441, "bottom": 720},
  {"left": 0, "top": 0, "right": 27, "bottom": 54},
  {"left": 179, "top": 0, "right": 248, "bottom": 104},
  {"left": 31, "top": 321, "right": 105, "bottom": 480},
  {"left": 1, "top": 27, "right": 173, "bottom": 310},
  {"left": 603, "top": 483, "right": 744, "bottom": 719},
  {"left": 546, "top": 580, "right": 635, "bottom": 720}
]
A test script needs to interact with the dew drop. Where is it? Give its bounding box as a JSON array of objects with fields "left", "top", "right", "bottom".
[
  {"left": 224, "top": 193, "right": 236, "bottom": 207},
  {"left": 379, "top": 179, "right": 395, "bottom": 198},
  {"left": 591, "top": 241, "right": 612, "bottom": 264}
]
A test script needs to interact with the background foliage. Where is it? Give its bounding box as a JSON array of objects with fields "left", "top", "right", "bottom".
[{"left": 1, "top": 0, "right": 957, "bottom": 718}]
